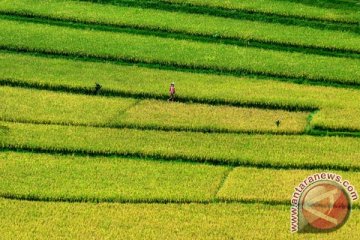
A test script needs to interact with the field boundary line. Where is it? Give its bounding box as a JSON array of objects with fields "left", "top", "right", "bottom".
[
  {"left": 0, "top": 194, "right": 359, "bottom": 209},
  {"left": 1, "top": 145, "right": 360, "bottom": 172},
  {"left": 213, "top": 167, "right": 234, "bottom": 199},
  {"left": 1, "top": 48, "right": 359, "bottom": 90},
  {"left": 0, "top": 78, "right": 319, "bottom": 112},
  {"left": 0, "top": 117, "right": 312, "bottom": 137},
  {"left": 0, "top": 194, "right": 289, "bottom": 205},
  {"left": 77, "top": 0, "right": 360, "bottom": 30},
  {"left": 115, "top": 99, "right": 143, "bottom": 118},
  {"left": 2, "top": 117, "right": 360, "bottom": 138},
  {"left": 311, "top": 126, "right": 360, "bottom": 135},
  {"left": 305, "top": 111, "right": 360, "bottom": 136},
  {"left": 1, "top": 13, "right": 359, "bottom": 60}
]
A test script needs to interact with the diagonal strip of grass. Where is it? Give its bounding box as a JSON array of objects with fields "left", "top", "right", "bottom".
[
  {"left": 128, "top": 0, "right": 360, "bottom": 24},
  {"left": 1, "top": 121, "right": 360, "bottom": 170},
  {"left": 1, "top": 0, "right": 360, "bottom": 54},
  {"left": 1, "top": 19, "right": 359, "bottom": 85}
]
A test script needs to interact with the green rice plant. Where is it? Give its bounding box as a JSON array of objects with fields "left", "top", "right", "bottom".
[
  {"left": 311, "top": 106, "right": 360, "bottom": 132},
  {"left": 135, "top": 0, "right": 360, "bottom": 24},
  {"left": 1, "top": 19, "right": 359, "bottom": 85},
  {"left": 2, "top": 51, "right": 359, "bottom": 110},
  {"left": 0, "top": 86, "right": 309, "bottom": 133},
  {"left": 217, "top": 167, "right": 360, "bottom": 206},
  {"left": 0, "top": 86, "right": 137, "bottom": 126},
  {"left": 2, "top": 52, "right": 360, "bottom": 131},
  {"left": 1, "top": 199, "right": 359, "bottom": 239},
  {"left": 0, "top": 151, "right": 228, "bottom": 202},
  {"left": 120, "top": 99, "right": 309, "bottom": 133},
  {"left": 0, "top": 52, "right": 321, "bottom": 110},
  {"left": 1, "top": 0, "right": 360, "bottom": 53},
  {"left": 1, "top": 121, "right": 360, "bottom": 170}
]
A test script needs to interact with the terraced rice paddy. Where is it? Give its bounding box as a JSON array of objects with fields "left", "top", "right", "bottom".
[{"left": 0, "top": 0, "right": 359, "bottom": 239}]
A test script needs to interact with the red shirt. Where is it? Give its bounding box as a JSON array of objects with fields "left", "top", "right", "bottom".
[{"left": 169, "top": 86, "right": 175, "bottom": 94}]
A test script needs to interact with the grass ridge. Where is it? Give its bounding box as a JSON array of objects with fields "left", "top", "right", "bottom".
[
  {"left": 79, "top": 0, "right": 360, "bottom": 28},
  {"left": 1, "top": 145, "right": 359, "bottom": 172},
  {"left": 1, "top": 47, "right": 359, "bottom": 90},
  {"left": 0, "top": 78, "right": 318, "bottom": 111},
  {"left": 1, "top": 194, "right": 359, "bottom": 209},
  {"left": 0, "top": 193, "right": 287, "bottom": 205},
  {"left": 310, "top": 127, "right": 360, "bottom": 137},
  {"left": 1, "top": 12, "right": 359, "bottom": 59},
  {"left": 2, "top": 116, "right": 359, "bottom": 138},
  {"left": 0, "top": 118, "right": 307, "bottom": 136}
]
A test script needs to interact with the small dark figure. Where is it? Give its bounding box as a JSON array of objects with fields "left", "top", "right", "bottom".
[
  {"left": 94, "top": 82, "right": 102, "bottom": 95},
  {"left": 168, "top": 82, "right": 176, "bottom": 101},
  {"left": 275, "top": 119, "right": 281, "bottom": 127}
]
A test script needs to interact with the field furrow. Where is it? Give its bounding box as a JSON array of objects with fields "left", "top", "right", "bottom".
[
  {"left": 1, "top": 1, "right": 360, "bottom": 55},
  {"left": 0, "top": 52, "right": 323, "bottom": 110},
  {"left": 311, "top": 107, "right": 360, "bottom": 132},
  {"left": 1, "top": 122, "right": 360, "bottom": 170},
  {"left": 1, "top": 19, "right": 360, "bottom": 85},
  {"left": 1, "top": 1, "right": 360, "bottom": 238},
  {"left": 0, "top": 151, "right": 228, "bottom": 202},
  {"left": 0, "top": 86, "right": 309, "bottom": 134},
  {"left": 2, "top": 52, "right": 360, "bottom": 132},
  {"left": 123, "top": 0, "right": 360, "bottom": 24},
  {"left": 1, "top": 151, "right": 359, "bottom": 206}
]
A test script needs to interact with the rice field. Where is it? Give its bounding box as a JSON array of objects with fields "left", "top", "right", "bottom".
[
  {"left": 1, "top": 86, "right": 310, "bottom": 133},
  {"left": 0, "top": 0, "right": 359, "bottom": 239},
  {"left": 2, "top": 199, "right": 359, "bottom": 239},
  {"left": 138, "top": 0, "right": 360, "bottom": 24},
  {"left": 2, "top": 0, "right": 360, "bottom": 54},
  {"left": 2, "top": 18, "right": 360, "bottom": 85}
]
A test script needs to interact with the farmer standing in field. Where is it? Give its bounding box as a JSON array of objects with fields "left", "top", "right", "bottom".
[{"left": 168, "top": 82, "right": 176, "bottom": 101}]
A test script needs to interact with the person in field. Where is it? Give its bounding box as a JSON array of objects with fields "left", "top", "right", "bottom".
[
  {"left": 168, "top": 82, "right": 176, "bottom": 101},
  {"left": 94, "top": 82, "right": 102, "bottom": 95}
]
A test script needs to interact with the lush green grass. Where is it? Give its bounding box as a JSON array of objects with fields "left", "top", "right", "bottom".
[
  {"left": 1, "top": 199, "right": 359, "bottom": 239},
  {"left": 1, "top": 19, "right": 360, "bottom": 85},
  {"left": 2, "top": 150, "right": 358, "bottom": 205},
  {"left": 0, "top": 151, "right": 227, "bottom": 202},
  {"left": 0, "top": 52, "right": 323, "bottom": 109},
  {"left": 311, "top": 107, "right": 360, "bottom": 132},
  {"left": 2, "top": 52, "right": 360, "bottom": 131},
  {"left": 136, "top": 0, "right": 360, "bottom": 24},
  {"left": 121, "top": 100, "right": 308, "bottom": 133},
  {"left": 1, "top": 122, "right": 360, "bottom": 169},
  {"left": 0, "top": 86, "right": 137, "bottom": 126},
  {"left": 217, "top": 167, "right": 360, "bottom": 205},
  {"left": 3, "top": 51, "right": 359, "bottom": 109},
  {"left": 1, "top": 0, "right": 360, "bottom": 238},
  {"left": 0, "top": 86, "right": 309, "bottom": 133},
  {"left": 1, "top": 0, "right": 360, "bottom": 53}
]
